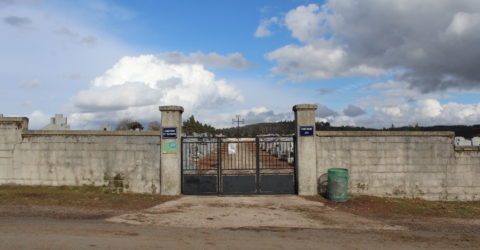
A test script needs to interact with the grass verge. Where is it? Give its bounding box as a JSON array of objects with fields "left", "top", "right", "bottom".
[
  {"left": 0, "top": 185, "right": 178, "bottom": 218},
  {"left": 304, "top": 195, "right": 480, "bottom": 219}
]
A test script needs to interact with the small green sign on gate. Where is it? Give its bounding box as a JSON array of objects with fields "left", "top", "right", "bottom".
[{"left": 162, "top": 141, "right": 177, "bottom": 153}]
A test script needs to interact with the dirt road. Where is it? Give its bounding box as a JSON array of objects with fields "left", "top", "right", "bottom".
[
  {"left": 1, "top": 196, "right": 479, "bottom": 249},
  {"left": 107, "top": 196, "right": 402, "bottom": 230},
  {"left": 0, "top": 216, "right": 474, "bottom": 250}
]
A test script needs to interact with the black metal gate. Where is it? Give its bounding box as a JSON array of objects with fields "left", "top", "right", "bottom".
[{"left": 181, "top": 136, "right": 296, "bottom": 195}]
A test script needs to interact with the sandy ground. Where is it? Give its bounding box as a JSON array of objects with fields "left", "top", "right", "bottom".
[
  {"left": 1, "top": 216, "right": 477, "bottom": 250},
  {"left": 107, "top": 196, "right": 403, "bottom": 231},
  {"left": 1, "top": 195, "right": 479, "bottom": 249}
]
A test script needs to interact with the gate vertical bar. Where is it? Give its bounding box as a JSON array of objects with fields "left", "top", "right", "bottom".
[
  {"left": 294, "top": 135, "right": 298, "bottom": 194},
  {"left": 180, "top": 137, "right": 184, "bottom": 194},
  {"left": 217, "top": 137, "right": 221, "bottom": 194},
  {"left": 255, "top": 137, "right": 260, "bottom": 193}
]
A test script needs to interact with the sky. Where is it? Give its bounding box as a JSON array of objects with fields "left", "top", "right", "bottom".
[{"left": 1, "top": 0, "right": 480, "bottom": 129}]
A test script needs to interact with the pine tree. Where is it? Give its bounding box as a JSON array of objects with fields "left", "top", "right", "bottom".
[{"left": 182, "top": 115, "right": 216, "bottom": 135}]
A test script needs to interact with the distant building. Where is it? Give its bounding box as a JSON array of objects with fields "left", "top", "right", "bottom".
[
  {"left": 42, "top": 114, "right": 70, "bottom": 130},
  {"left": 0, "top": 114, "right": 3, "bottom": 118},
  {"left": 473, "top": 137, "right": 480, "bottom": 146},
  {"left": 455, "top": 136, "right": 472, "bottom": 146},
  {"left": 101, "top": 124, "right": 112, "bottom": 131},
  {"left": 192, "top": 132, "right": 210, "bottom": 137}
]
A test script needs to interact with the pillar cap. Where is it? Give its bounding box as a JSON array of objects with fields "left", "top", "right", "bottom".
[
  {"left": 159, "top": 105, "right": 184, "bottom": 113},
  {"left": 0, "top": 117, "right": 29, "bottom": 130},
  {"left": 0, "top": 117, "right": 29, "bottom": 123},
  {"left": 293, "top": 104, "right": 318, "bottom": 111}
]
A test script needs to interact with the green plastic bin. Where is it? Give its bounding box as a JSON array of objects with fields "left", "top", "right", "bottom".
[{"left": 327, "top": 168, "right": 349, "bottom": 202}]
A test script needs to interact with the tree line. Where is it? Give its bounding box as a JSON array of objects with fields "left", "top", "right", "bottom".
[
  {"left": 115, "top": 115, "right": 215, "bottom": 135},
  {"left": 115, "top": 117, "right": 480, "bottom": 138}
]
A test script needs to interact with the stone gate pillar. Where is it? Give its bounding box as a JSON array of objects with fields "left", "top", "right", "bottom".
[
  {"left": 293, "top": 104, "right": 318, "bottom": 195},
  {"left": 159, "top": 105, "right": 184, "bottom": 195}
]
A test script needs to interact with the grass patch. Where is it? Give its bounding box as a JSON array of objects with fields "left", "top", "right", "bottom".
[
  {"left": 303, "top": 195, "right": 480, "bottom": 219},
  {"left": 0, "top": 185, "right": 178, "bottom": 211}
]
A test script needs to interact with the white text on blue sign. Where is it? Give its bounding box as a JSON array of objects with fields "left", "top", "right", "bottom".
[
  {"left": 300, "top": 126, "right": 314, "bottom": 136},
  {"left": 162, "top": 127, "right": 177, "bottom": 138}
]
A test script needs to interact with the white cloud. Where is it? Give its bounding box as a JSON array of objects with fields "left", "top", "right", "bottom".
[
  {"left": 211, "top": 106, "right": 292, "bottom": 128},
  {"left": 321, "top": 98, "right": 480, "bottom": 128},
  {"left": 446, "top": 12, "right": 480, "bottom": 36},
  {"left": 85, "top": 0, "right": 136, "bottom": 21},
  {"left": 64, "top": 73, "right": 84, "bottom": 80},
  {"left": 361, "top": 100, "right": 480, "bottom": 128},
  {"left": 238, "top": 106, "right": 270, "bottom": 116},
  {"left": 0, "top": 1, "right": 132, "bottom": 120},
  {"left": 367, "top": 80, "right": 406, "bottom": 90},
  {"left": 267, "top": 0, "right": 480, "bottom": 92},
  {"left": 416, "top": 99, "right": 443, "bottom": 117},
  {"left": 267, "top": 35, "right": 385, "bottom": 82},
  {"left": 330, "top": 115, "right": 356, "bottom": 127},
  {"left": 27, "top": 110, "right": 50, "bottom": 129},
  {"left": 3, "top": 15, "right": 31, "bottom": 28},
  {"left": 310, "top": 78, "right": 480, "bottom": 128},
  {"left": 343, "top": 104, "right": 366, "bottom": 117},
  {"left": 316, "top": 104, "right": 337, "bottom": 118},
  {"left": 284, "top": 4, "right": 323, "bottom": 43},
  {"left": 254, "top": 17, "right": 278, "bottom": 38},
  {"left": 17, "top": 79, "right": 40, "bottom": 88},
  {"left": 73, "top": 82, "right": 159, "bottom": 112},
  {"left": 375, "top": 104, "right": 409, "bottom": 118},
  {"left": 69, "top": 54, "right": 244, "bottom": 129},
  {"left": 208, "top": 94, "right": 480, "bottom": 129},
  {"left": 359, "top": 80, "right": 449, "bottom": 110},
  {"left": 156, "top": 51, "right": 253, "bottom": 70}
]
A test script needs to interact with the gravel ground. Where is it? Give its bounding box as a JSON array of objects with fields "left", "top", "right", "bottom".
[
  {"left": 107, "top": 195, "right": 404, "bottom": 231},
  {"left": 1, "top": 195, "right": 479, "bottom": 249}
]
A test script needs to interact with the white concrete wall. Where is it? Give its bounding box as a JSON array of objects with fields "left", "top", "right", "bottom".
[
  {"left": 293, "top": 104, "right": 318, "bottom": 195},
  {"left": 455, "top": 136, "right": 472, "bottom": 146},
  {"left": 316, "top": 131, "right": 480, "bottom": 201},
  {"left": 159, "top": 105, "right": 183, "bottom": 195},
  {"left": 472, "top": 137, "right": 480, "bottom": 146},
  {"left": 0, "top": 118, "right": 27, "bottom": 184},
  {"left": 3, "top": 116, "right": 480, "bottom": 199},
  {"left": 0, "top": 118, "right": 161, "bottom": 193},
  {"left": 448, "top": 148, "right": 480, "bottom": 200}
]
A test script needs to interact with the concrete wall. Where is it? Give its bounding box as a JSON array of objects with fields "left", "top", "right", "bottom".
[
  {"left": 3, "top": 115, "right": 480, "bottom": 200},
  {"left": 449, "top": 147, "right": 480, "bottom": 200},
  {"left": 316, "top": 131, "right": 480, "bottom": 201},
  {"left": 0, "top": 118, "right": 161, "bottom": 193},
  {"left": 159, "top": 105, "right": 183, "bottom": 195},
  {"left": 293, "top": 104, "right": 318, "bottom": 195},
  {"left": 0, "top": 118, "right": 28, "bottom": 184}
]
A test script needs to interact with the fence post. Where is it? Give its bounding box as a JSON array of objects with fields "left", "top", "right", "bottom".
[
  {"left": 159, "top": 105, "right": 184, "bottom": 195},
  {"left": 255, "top": 137, "right": 260, "bottom": 194},
  {"left": 293, "top": 104, "right": 318, "bottom": 195}
]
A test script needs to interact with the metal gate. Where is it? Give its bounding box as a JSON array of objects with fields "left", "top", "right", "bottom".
[{"left": 181, "top": 136, "right": 296, "bottom": 195}]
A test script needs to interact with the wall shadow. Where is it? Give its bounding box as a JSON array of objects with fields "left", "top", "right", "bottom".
[{"left": 318, "top": 173, "right": 328, "bottom": 198}]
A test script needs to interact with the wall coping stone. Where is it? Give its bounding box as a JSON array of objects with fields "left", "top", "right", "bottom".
[
  {"left": 292, "top": 104, "right": 318, "bottom": 111},
  {"left": 316, "top": 131, "right": 455, "bottom": 137},
  {"left": 22, "top": 130, "right": 160, "bottom": 137},
  {"left": 0, "top": 117, "right": 28, "bottom": 123},
  {"left": 455, "top": 146, "right": 480, "bottom": 151},
  {"left": 159, "top": 105, "right": 184, "bottom": 113}
]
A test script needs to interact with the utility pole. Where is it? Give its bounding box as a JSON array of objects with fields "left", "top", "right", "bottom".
[{"left": 232, "top": 115, "right": 244, "bottom": 138}]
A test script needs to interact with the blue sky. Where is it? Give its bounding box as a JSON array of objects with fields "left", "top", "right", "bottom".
[{"left": 1, "top": 0, "right": 480, "bottom": 129}]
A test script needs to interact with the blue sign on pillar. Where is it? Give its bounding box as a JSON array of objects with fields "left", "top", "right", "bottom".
[
  {"left": 162, "top": 127, "right": 177, "bottom": 138},
  {"left": 299, "top": 126, "right": 314, "bottom": 136}
]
